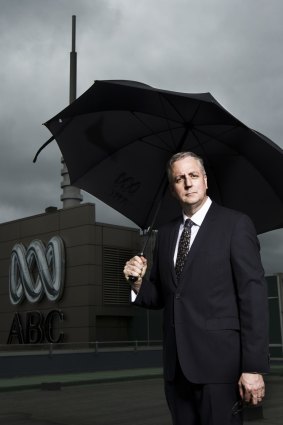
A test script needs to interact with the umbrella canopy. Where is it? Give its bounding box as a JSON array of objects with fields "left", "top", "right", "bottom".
[{"left": 39, "top": 79, "right": 283, "bottom": 234}]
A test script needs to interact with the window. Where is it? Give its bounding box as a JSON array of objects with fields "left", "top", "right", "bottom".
[{"left": 103, "top": 247, "right": 134, "bottom": 305}]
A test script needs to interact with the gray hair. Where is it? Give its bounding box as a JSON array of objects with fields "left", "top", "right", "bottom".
[{"left": 167, "top": 152, "right": 206, "bottom": 183}]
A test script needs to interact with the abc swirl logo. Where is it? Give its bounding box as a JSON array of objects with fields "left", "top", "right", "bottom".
[{"left": 9, "top": 236, "right": 65, "bottom": 305}]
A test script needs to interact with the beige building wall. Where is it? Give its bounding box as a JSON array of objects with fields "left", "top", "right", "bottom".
[{"left": 0, "top": 203, "right": 141, "bottom": 344}]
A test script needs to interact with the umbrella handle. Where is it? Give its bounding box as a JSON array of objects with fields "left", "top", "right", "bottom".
[
  {"left": 128, "top": 276, "right": 138, "bottom": 283},
  {"left": 128, "top": 251, "right": 145, "bottom": 283}
]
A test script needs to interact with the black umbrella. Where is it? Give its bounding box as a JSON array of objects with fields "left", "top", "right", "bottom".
[{"left": 34, "top": 79, "right": 283, "bottom": 235}]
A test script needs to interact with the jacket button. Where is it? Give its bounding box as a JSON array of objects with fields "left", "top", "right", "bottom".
[{"left": 175, "top": 293, "right": 180, "bottom": 299}]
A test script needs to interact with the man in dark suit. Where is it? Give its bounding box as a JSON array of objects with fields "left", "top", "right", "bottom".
[{"left": 123, "top": 151, "right": 269, "bottom": 425}]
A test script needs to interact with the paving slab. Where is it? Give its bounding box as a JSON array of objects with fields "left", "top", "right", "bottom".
[
  {"left": 0, "top": 373, "right": 282, "bottom": 425},
  {"left": 0, "top": 378, "right": 170, "bottom": 425}
]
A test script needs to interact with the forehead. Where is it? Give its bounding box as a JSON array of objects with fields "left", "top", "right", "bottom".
[{"left": 171, "top": 157, "right": 203, "bottom": 175}]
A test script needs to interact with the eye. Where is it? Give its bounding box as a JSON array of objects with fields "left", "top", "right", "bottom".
[{"left": 190, "top": 173, "right": 199, "bottom": 179}]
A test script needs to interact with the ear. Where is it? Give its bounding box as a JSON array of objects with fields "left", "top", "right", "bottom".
[{"left": 204, "top": 174, "right": 208, "bottom": 190}]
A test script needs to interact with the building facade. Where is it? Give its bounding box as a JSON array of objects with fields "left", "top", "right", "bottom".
[{"left": 0, "top": 203, "right": 162, "bottom": 345}]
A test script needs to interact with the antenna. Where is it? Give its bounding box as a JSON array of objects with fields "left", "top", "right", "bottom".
[
  {"left": 60, "top": 15, "right": 83, "bottom": 208},
  {"left": 69, "top": 15, "right": 77, "bottom": 104}
]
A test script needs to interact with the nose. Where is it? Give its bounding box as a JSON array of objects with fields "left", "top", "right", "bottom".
[{"left": 184, "top": 175, "right": 192, "bottom": 188}]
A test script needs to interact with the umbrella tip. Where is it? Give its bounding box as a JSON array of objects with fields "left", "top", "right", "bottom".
[{"left": 33, "top": 135, "right": 56, "bottom": 163}]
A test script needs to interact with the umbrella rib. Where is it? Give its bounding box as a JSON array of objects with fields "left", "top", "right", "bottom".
[
  {"left": 142, "top": 171, "right": 169, "bottom": 232},
  {"left": 156, "top": 94, "right": 209, "bottom": 152},
  {"left": 33, "top": 118, "right": 73, "bottom": 163},
  {"left": 157, "top": 94, "right": 183, "bottom": 150},
  {"left": 160, "top": 93, "right": 203, "bottom": 130},
  {"left": 196, "top": 124, "right": 239, "bottom": 141},
  {"left": 132, "top": 89, "right": 204, "bottom": 152},
  {"left": 138, "top": 129, "right": 184, "bottom": 152},
  {"left": 33, "top": 135, "right": 55, "bottom": 163},
  {"left": 131, "top": 110, "right": 181, "bottom": 152}
]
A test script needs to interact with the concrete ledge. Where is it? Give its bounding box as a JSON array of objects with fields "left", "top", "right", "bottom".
[
  {"left": 41, "top": 382, "right": 62, "bottom": 391},
  {"left": 0, "top": 349, "right": 163, "bottom": 379},
  {"left": 0, "top": 367, "right": 163, "bottom": 392}
]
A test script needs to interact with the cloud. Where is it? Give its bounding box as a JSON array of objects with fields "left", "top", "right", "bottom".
[{"left": 0, "top": 0, "right": 282, "bottom": 271}]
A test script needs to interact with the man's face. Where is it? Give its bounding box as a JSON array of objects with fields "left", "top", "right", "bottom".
[{"left": 170, "top": 156, "right": 208, "bottom": 213}]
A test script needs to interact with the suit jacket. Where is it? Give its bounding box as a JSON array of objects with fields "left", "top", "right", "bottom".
[{"left": 134, "top": 202, "right": 270, "bottom": 383}]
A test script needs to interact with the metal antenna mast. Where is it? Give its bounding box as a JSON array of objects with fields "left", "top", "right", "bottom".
[{"left": 60, "top": 15, "right": 83, "bottom": 208}]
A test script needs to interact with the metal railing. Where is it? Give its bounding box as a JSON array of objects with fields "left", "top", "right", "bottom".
[
  {"left": 0, "top": 340, "right": 163, "bottom": 356},
  {"left": 1, "top": 341, "right": 281, "bottom": 359}
]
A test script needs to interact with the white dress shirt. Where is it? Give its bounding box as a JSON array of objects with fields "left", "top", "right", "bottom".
[{"left": 173, "top": 196, "right": 212, "bottom": 264}]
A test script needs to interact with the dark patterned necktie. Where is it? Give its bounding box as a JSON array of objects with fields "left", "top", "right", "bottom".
[{"left": 175, "top": 219, "right": 194, "bottom": 281}]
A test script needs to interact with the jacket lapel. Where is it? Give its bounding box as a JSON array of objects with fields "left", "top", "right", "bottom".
[
  {"left": 177, "top": 202, "right": 218, "bottom": 286},
  {"left": 168, "top": 217, "right": 182, "bottom": 287}
]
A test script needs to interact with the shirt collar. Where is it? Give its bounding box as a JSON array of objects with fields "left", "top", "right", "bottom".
[{"left": 182, "top": 197, "right": 212, "bottom": 227}]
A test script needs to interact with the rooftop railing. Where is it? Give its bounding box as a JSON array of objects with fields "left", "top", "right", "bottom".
[{"left": 0, "top": 340, "right": 163, "bottom": 356}]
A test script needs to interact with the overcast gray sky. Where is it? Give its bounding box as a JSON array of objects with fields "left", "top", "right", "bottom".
[{"left": 0, "top": 0, "right": 282, "bottom": 273}]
